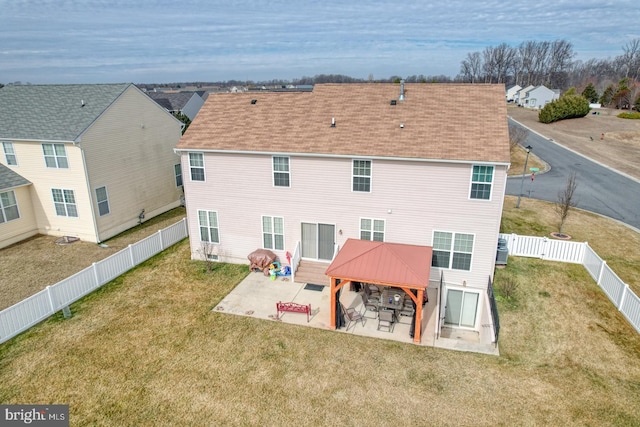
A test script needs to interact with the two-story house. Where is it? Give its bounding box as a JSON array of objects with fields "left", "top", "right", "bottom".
[
  {"left": 176, "top": 83, "right": 509, "bottom": 343},
  {"left": 0, "top": 84, "right": 184, "bottom": 248}
]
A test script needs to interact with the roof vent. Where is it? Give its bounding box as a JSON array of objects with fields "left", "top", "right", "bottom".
[
  {"left": 331, "top": 117, "right": 336, "bottom": 127},
  {"left": 81, "top": 99, "right": 85, "bottom": 107},
  {"left": 251, "top": 99, "right": 257, "bottom": 104},
  {"left": 390, "top": 100, "right": 397, "bottom": 105},
  {"left": 399, "top": 80, "right": 405, "bottom": 102}
]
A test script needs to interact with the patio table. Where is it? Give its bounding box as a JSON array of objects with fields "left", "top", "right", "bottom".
[{"left": 378, "top": 289, "right": 404, "bottom": 318}]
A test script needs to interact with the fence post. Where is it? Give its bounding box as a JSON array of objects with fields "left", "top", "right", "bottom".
[
  {"left": 158, "top": 229, "right": 165, "bottom": 251},
  {"left": 46, "top": 286, "right": 56, "bottom": 313},
  {"left": 540, "top": 237, "right": 548, "bottom": 259},
  {"left": 597, "top": 260, "right": 606, "bottom": 286},
  {"left": 618, "top": 284, "right": 629, "bottom": 311},
  {"left": 92, "top": 262, "right": 101, "bottom": 287},
  {"left": 128, "top": 244, "right": 136, "bottom": 267}
]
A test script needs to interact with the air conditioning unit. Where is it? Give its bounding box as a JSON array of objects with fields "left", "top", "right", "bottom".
[{"left": 496, "top": 238, "right": 508, "bottom": 266}]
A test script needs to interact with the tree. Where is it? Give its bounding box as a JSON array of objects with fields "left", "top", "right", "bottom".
[
  {"left": 581, "top": 83, "right": 599, "bottom": 103},
  {"left": 508, "top": 123, "right": 529, "bottom": 152},
  {"left": 539, "top": 95, "right": 590, "bottom": 123},
  {"left": 174, "top": 111, "right": 191, "bottom": 134},
  {"left": 555, "top": 172, "right": 578, "bottom": 236},
  {"left": 198, "top": 242, "right": 218, "bottom": 273}
]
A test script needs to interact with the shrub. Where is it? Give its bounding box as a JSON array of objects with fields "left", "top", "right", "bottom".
[
  {"left": 539, "top": 95, "right": 590, "bottom": 123},
  {"left": 618, "top": 112, "right": 640, "bottom": 119},
  {"left": 496, "top": 273, "right": 519, "bottom": 300}
]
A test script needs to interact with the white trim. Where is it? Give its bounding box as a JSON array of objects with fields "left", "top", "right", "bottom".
[
  {"left": 42, "top": 143, "right": 69, "bottom": 169},
  {"left": 189, "top": 152, "right": 206, "bottom": 182},
  {"left": 431, "top": 230, "right": 475, "bottom": 272},
  {"left": 352, "top": 159, "right": 372, "bottom": 193},
  {"left": 261, "top": 215, "right": 285, "bottom": 251},
  {"left": 468, "top": 164, "right": 495, "bottom": 201},
  {"left": 173, "top": 148, "right": 509, "bottom": 167},
  {"left": 2, "top": 141, "right": 18, "bottom": 166},
  {"left": 442, "top": 285, "right": 481, "bottom": 330},
  {"left": 0, "top": 189, "right": 21, "bottom": 223},
  {"left": 50, "top": 187, "right": 79, "bottom": 218},
  {"left": 300, "top": 221, "right": 336, "bottom": 261},
  {"left": 94, "top": 185, "right": 110, "bottom": 217},
  {"left": 197, "top": 209, "right": 219, "bottom": 243},
  {"left": 359, "top": 217, "right": 385, "bottom": 241},
  {"left": 272, "top": 156, "right": 290, "bottom": 188}
]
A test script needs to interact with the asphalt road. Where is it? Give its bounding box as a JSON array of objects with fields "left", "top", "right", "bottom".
[{"left": 506, "top": 118, "right": 640, "bottom": 230}]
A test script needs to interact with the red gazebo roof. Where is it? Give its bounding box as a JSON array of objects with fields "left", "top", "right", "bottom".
[{"left": 325, "top": 239, "right": 433, "bottom": 288}]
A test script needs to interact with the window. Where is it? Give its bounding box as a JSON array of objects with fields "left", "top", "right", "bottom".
[
  {"left": 432, "top": 231, "right": 474, "bottom": 271},
  {"left": 0, "top": 190, "right": 19, "bottom": 223},
  {"left": 174, "top": 163, "right": 183, "bottom": 187},
  {"left": 189, "top": 153, "right": 205, "bottom": 181},
  {"left": 470, "top": 165, "right": 493, "bottom": 200},
  {"left": 263, "top": 216, "right": 284, "bottom": 250},
  {"left": 352, "top": 160, "right": 371, "bottom": 192},
  {"left": 95, "top": 186, "right": 110, "bottom": 216},
  {"left": 360, "top": 218, "right": 384, "bottom": 241},
  {"left": 273, "top": 156, "right": 290, "bottom": 187},
  {"left": 2, "top": 142, "right": 17, "bottom": 165},
  {"left": 42, "top": 143, "right": 68, "bottom": 168},
  {"left": 198, "top": 210, "right": 219, "bottom": 243},
  {"left": 52, "top": 189, "right": 78, "bottom": 217}
]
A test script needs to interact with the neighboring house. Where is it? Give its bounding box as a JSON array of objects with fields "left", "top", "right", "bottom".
[
  {"left": 145, "top": 91, "right": 206, "bottom": 121},
  {"left": 0, "top": 164, "right": 37, "bottom": 249},
  {"left": 515, "top": 85, "right": 535, "bottom": 106},
  {"left": 521, "top": 85, "right": 560, "bottom": 109},
  {"left": 506, "top": 84, "right": 521, "bottom": 102},
  {"left": 0, "top": 84, "right": 184, "bottom": 246},
  {"left": 176, "top": 83, "right": 510, "bottom": 345}
]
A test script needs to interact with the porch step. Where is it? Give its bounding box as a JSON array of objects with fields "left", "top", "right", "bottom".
[{"left": 294, "top": 260, "right": 330, "bottom": 286}]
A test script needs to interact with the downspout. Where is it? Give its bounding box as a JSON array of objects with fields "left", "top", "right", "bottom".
[{"left": 77, "top": 141, "right": 101, "bottom": 243}]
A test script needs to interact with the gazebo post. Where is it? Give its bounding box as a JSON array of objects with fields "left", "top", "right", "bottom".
[
  {"left": 330, "top": 276, "right": 337, "bottom": 330},
  {"left": 414, "top": 289, "right": 424, "bottom": 343}
]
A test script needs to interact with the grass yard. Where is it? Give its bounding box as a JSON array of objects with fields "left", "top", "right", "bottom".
[{"left": 1, "top": 198, "right": 639, "bottom": 425}]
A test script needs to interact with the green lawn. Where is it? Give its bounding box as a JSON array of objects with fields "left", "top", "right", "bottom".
[{"left": 1, "top": 198, "right": 639, "bottom": 426}]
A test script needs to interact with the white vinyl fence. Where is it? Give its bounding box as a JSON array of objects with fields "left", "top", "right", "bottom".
[
  {"left": 0, "top": 218, "right": 188, "bottom": 345},
  {"left": 499, "top": 233, "right": 640, "bottom": 334}
]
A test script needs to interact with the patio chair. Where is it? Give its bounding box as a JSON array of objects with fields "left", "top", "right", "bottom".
[
  {"left": 340, "top": 303, "right": 366, "bottom": 331},
  {"left": 398, "top": 304, "right": 415, "bottom": 324},
  {"left": 377, "top": 309, "right": 395, "bottom": 332},
  {"left": 361, "top": 292, "right": 379, "bottom": 319}
]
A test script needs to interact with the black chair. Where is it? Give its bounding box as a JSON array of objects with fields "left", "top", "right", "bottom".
[{"left": 377, "top": 309, "right": 395, "bottom": 332}]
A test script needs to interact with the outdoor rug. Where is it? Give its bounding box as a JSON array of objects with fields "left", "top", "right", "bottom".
[{"left": 304, "top": 283, "right": 325, "bottom": 292}]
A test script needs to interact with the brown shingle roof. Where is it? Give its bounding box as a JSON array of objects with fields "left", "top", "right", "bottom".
[{"left": 177, "top": 83, "right": 510, "bottom": 163}]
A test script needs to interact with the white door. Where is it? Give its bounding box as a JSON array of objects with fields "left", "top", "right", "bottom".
[{"left": 444, "top": 289, "right": 479, "bottom": 328}]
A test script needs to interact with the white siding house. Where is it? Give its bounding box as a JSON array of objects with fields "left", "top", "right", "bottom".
[
  {"left": 0, "top": 84, "right": 184, "bottom": 245},
  {"left": 522, "top": 85, "right": 560, "bottom": 109},
  {"left": 177, "top": 83, "right": 510, "bottom": 343}
]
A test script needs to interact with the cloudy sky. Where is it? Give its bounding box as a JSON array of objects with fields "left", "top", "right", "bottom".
[{"left": 1, "top": 0, "right": 638, "bottom": 84}]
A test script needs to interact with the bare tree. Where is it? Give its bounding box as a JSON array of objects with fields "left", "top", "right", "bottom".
[
  {"left": 509, "top": 123, "right": 529, "bottom": 152},
  {"left": 555, "top": 172, "right": 578, "bottom": 236}
]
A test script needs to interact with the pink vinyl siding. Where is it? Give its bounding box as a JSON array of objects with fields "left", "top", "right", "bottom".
[{"left": 183, "top": 152, "right": 506, "bottom": 288}]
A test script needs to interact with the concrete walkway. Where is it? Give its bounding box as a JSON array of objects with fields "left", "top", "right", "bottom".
[{"left": 213, "top": 271, "right": 500, "bottom": 356}]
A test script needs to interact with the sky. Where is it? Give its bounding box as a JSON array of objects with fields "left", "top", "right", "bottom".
[{"left": 1, "top": 0, "right": 639, "bottom": 85}]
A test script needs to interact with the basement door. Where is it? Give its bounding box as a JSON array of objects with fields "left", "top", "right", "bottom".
[
  {"left": 444, "top": 289, "right": 479, "bottom": 328},
  {"left": 301, "top": 223, "right": 335, "bottom": 261}
]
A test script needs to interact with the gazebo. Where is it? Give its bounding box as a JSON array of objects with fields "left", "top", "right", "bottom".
[{"left": 326, "top": 238, "right": 433, "bottom": 343}]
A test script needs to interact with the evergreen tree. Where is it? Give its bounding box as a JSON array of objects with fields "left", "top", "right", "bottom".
[{"left": 581, "top": 83, "right": 599, "bottom": 103}]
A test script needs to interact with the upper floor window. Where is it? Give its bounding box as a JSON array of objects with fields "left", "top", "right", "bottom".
[
  {"left": 189, "top": 153, "right": 205, "bottom": 181},
  {"left": 0, "top": 190, "right": 20, "bottom": 223},
  {"left": 360, "top": 218, "right": 384, "bottom": 241},
  {"left": 352, "top": 160, "right": 371, "bottom": 192},
  {"left": 52, "top": 188, "right": 78, "bottom": 217},
  {"left": 470, "top": 165, "right": 494, "bottom": 200},
  {"left": 198, "top": 210, "right": 219, "bottom": 243},
  {"left": 95, "top": 186, "right": 110, "bottom": 216},
  {"left": 273, "top": 156, "right": 290, "bottom": 187},
  {"left": 2, "top": 142, "right": 17, "bottom": 166},
  {"left": 42, "top": 143, "right": 68, "bottom": 168},
  {"left": 432, "top": 231, "right": 474, "bottom": 271},
  {"left": 174, "top": 164, "right": 183, "bottom": 187},
  {"left": 262, "top": 216, "right": 284, "bottom": 250}
]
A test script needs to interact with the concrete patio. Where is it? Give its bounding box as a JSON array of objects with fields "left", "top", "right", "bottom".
[{"left": 213, "top": 271, "right": 499, "bottom": 356}]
